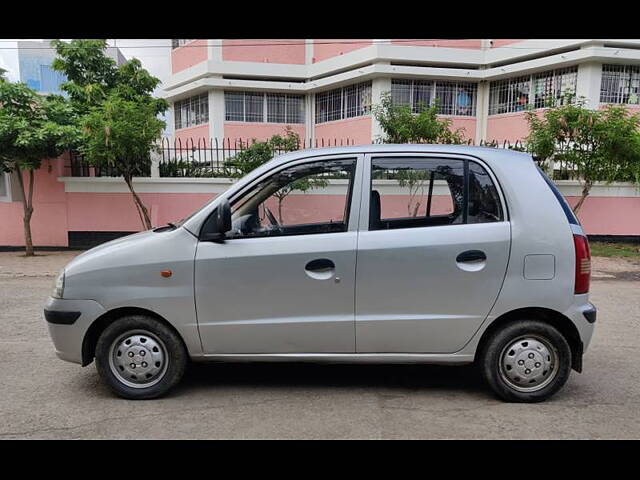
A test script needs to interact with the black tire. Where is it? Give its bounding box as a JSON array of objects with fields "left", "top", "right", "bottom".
[
  {"left": 95, "top": 315, "right": 188, "bottom": 400},
  {"left": 479, "top": 320, "right": 572, "bottom": 403}
]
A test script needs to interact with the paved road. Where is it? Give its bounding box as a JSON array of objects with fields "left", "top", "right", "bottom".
[{"left": 0, "top": 251, "right": 639, "bottom": 439}]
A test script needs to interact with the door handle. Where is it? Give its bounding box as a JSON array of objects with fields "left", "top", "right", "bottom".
[
  {"left": 305, "top": 258, "right": 335, "bottom": 272},
  {"left": 456, "top": 250, "right": 486, "bottom": 263},
  {"left": 305, "top": 258, "right": 336, "bottom": 280}
]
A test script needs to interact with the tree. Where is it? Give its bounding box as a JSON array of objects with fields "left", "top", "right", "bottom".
[
  {"left": 225, "top": 128, "right": 326, "bottom": 222},
  {"left": 80, "top": 96, "right": 165, "bottom": 229},
  {"left": 52, "top": 39, "right": 168, "bottom": 230},
  {"left": 0, "top": 81, "right": 78, "bottom": 256},
  {"left": 525, "top": 100, "right": 640, "bottom": 214},
  {"left": 373, "top": 91, "right": 467, "bottom": 144}
]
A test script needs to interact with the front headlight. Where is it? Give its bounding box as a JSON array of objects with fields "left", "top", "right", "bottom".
[{"left": 53, "top": 269, "right": 65, "bottom": 299}]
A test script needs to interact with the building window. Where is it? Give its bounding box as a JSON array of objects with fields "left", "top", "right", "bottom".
[
  {"left": 488, "top": 66, "right": 577, "bottom": 115},
  {"left": 315, "top": 81, "right": 372, "bottom": 124},
  {"left": 174, "top": 93, "right": 209, "bottom": 130},
  {"left": 0, "top": 171, "right": 10, "bottom": 202},
  {"left": 225, "top": 92, "right": 305, "bottom": 123},
  {"left": 390, "top": 79, "right": 477, "bottom": 116},
  {"left": 172, "top": 39, "right": 194, "bottom": 49},
  {"left": 600, "top": 64, "right": 640, "bottom": 105}
]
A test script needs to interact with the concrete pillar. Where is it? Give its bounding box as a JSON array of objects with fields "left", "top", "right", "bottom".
[
  {"left": 305, "top": 92, "right": 315, "bottom": 145},
  {"left": 208, "top": 87, "right": 225, "bottom": 141},
  {"left": 475, "top": 81, "right": 490, "bottom": 144},
  {"left": 208, "top": 39, "right": 222, "bottom": 62},
  {"left": 371, "top": 73, "right": 391, "bottom": 143},
  {"left": 305, "top": 39, "right": 314, "bottom": 65},
  {"left": 576, "top": 62, "right": 602, "bottom": 110},
  {"left": 150, "top": 150, "right": 161, "bottom": 178}
]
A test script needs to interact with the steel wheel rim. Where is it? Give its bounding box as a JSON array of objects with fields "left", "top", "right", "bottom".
[
  {"left": 108, "top": 329, "right": 169, "bottom": 389},
  {"left": 499, "top": 334, "right": 559, "bottom": 393}
]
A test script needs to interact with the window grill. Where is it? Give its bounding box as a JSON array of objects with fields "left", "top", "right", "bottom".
[
  {"left": 600, "top": 64, "right": 640, "bottom": 105},
  {"left": 489, "top": 66, "right": 577, "bottom": 115},
  {"left": 315, "top": 81, "right": 372, "bottom": 124},
  {"left": 391, "top": 79, "right": 476, "bottom": 116},
  {"left": 172, "top": 39, "right": 194, "bottom": 49},
  {"left": 225, "top": 92, "right": 305, "bottom": 123},
  {"left": 245, "top": 92, "right": 264, "bottom": 122},
  {"left": 174, "top": 93, "right": 209, "bottom": 130}
]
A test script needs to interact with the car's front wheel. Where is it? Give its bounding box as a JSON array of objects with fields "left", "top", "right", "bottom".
[
  {"left": 95, "top": 315, "right": 187, "bottom": 399},
  {"left": 479, "top": 320, "right": 572, "bottom": 403}
]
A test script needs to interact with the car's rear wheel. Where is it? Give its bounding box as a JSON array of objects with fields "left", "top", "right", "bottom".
[
  {"left": 479, "top": 320, "right": 572, "bottom": 403},
  {"left": 95, "top": 315, "right": 187, "bottom": 399}
]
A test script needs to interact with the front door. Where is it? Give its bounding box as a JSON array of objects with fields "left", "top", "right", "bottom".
[
  {"left": 195, "top": 156, "right": 362, "bottom": 354},
  {"left": 355, "top": 155, "right": 511, "bottom": 353}
]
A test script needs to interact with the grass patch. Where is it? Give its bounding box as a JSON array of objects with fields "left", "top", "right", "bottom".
[{"left": 590, "top": 241, "right": 640, "bottom": 258}]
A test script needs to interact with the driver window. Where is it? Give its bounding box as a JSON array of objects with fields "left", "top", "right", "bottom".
[{"left": 226, "top": 158, "right": 356, "bottom": 239}]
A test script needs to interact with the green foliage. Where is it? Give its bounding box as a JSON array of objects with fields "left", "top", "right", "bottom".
[
  {"left": 51, "top": 39, "right": 168, "bottom": 117},
  {"left": 373, "top": 91, "right": 466, "bottom": 144},
  {"left": 0, "top": 81, "right": 78, "bottom": 172},
  {"left": 79, "top": 95, "right": 164, "bottom": 178},
  {"left": 0, "top": 80, "right": 78, "bottom": 255},
  {"left": 224, "top": 127, "right": 301, "bottom": 177},
  {"left": 525, "top": 100, "right": 640, "bottom": 212},
  {"left": 52, "top": 39, "right": 169, "bottom": 229}
]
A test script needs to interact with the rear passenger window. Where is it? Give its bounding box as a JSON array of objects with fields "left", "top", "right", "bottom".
[
  {"left": 369, "top": 157, "right": 503, "bottom": 231},
  {"left": 370, "top": 158, "right": 465, "bottom": 230},
  {"left": 468, "top": 162, "right": 503, "bottom": 223}
]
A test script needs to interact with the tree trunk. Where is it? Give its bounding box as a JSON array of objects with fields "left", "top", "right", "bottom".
[
  {"left": 572, "top": 179, "right": 593, "bottom": 215},
  {"left": 15, "top": 168, "right": 35, "bottom": 256},
  {"left": 123, "top": 175, "right": 152, "bottom": 230}
]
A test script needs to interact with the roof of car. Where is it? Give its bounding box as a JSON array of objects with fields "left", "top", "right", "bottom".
[{"left": 269, "top": 144, "right": 533, "bottom": 167}]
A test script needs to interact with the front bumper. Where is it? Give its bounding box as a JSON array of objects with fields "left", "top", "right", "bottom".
[{"left": 44, "top": 297, "right": 106, "bottom": 365}]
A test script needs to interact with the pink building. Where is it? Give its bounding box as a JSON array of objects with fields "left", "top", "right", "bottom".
[
  {"left": 2, "top": 39, "right": 640, "bottom": 248},
  {"left": 164, "top": 39, "right": 640, "bottom": 146}
]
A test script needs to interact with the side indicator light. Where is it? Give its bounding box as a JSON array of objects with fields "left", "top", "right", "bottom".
[{"left": 160, "top": 270, "right": 172, "bottom": 278}]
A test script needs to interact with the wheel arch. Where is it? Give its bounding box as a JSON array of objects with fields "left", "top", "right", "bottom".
[
  {"left": 81, "top": 306, "right": 187, "bottom": 367},
  {"left": 476, "top": 307, "right": 583, "bottom": 373}
]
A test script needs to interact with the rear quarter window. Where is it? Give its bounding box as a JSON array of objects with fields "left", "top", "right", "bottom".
[{"left": 537, "top": 167, "right": 579, "bottom": 225}]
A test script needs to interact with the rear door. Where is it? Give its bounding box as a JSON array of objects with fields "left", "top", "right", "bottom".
[{"left": 355, "top": 154, "right": 511, "bottom": 353}]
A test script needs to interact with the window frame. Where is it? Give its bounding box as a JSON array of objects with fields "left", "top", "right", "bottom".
[
  {"left": 600, "top": 64, "right": 640, "bottom": 105},
  {"left": 224, "top": 91, "right": 305, "bottom": 124},
  {"left": 174, "top": 93, "right": 209, "bottom": 130},
  {"left": 314, "top": 81, "right": 372, "bottom": 124},
  {"left": 390, "top": 79, "right": 478, "bottom": 117},
  {"left": 360, "top": 153, "right": 508, "bottom": 232},
  {"left": 199, "top": 154, "right": 363, "bottom": 241},
  {"left": 488, "top": 66, "right": 578, "bottom": 115}
]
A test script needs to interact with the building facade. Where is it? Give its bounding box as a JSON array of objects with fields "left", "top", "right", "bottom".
[{"left": 163, "top": 39, "right": 640, "bottom": 145}]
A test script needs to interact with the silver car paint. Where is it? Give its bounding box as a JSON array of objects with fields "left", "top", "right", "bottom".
[{"left": 45, "top": 144, "right": 595, "bottom": 366}]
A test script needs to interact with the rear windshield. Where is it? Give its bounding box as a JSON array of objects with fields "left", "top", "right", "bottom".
[{"left": 537, "top": 167, "right": 579, "bottom": 225}]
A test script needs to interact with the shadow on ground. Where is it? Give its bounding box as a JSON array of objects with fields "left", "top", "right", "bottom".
[{"left": 175, "top": 361, "right": 486, "bottom": 394}]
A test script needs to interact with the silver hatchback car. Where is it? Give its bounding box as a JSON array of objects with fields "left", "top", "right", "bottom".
[{"left": 45, "top": 145, "right": 596, "bottom": 402}]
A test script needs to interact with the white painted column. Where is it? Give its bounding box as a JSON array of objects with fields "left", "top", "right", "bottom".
[
  {"left": 305, "top": 39, "right": 314, "bottom": 65},
  {"left": 208, "top": 39, "right": 222, "bottom": 62},
  {"left": 208, "top": 87, "right": 225, "bottom": 141},
  {"left": 475, "top": 80, "right": 490, "bottom": 144},
  {"left": 371, "top": 73, "right": 391, "bottom": 143},
  {"left": 305, "top": 92, "right": 315, "bottom": 145},
  {"left": 576, "top": 62, "right": 603, "bottom": 110}
]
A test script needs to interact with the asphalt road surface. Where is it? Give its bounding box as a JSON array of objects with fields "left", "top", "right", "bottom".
[{"left": 0, "top": 251, "right": 638, "bottom": 439}]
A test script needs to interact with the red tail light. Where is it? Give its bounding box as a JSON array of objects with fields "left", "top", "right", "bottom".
[{"left": 573, "top": 234, "right": 591, "bottom": 294}]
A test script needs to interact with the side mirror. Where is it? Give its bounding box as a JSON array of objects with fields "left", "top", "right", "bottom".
[{"left": 202, "top": 199, "right": 232, "bottom": 243}]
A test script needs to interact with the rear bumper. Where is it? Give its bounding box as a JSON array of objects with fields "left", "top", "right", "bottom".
[
  {"left": 564, "top": 296, "right": 597, "bottom": 354},
  {"left": 44, "top": 297, "right": 106, "bottom": 365}
]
